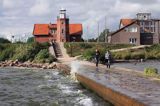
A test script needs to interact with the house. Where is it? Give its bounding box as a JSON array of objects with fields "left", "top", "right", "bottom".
[
  {"left": 33, "top": 9, "right": 83, "bottom": 43},
  {"left": 108, "top": 13, "right": 160, "bottom": 45}
]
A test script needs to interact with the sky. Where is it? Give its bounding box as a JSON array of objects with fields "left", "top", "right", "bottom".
[{"left": 0, "top": 0, "right": 160, "bottom": 40}]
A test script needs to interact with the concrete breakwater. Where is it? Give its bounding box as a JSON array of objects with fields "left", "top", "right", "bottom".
[
  {"left": 76, "top": 74, "right": 144, "bottom": 106},
  {"left": 75, "top": 61, "right": 160, "bottom": 106}
]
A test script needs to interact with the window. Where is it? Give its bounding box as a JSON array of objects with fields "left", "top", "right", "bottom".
[
  {"left": 51, "top": 29, "right": 56, "bottom": 34},
  {"left": 129, "top": 38, "right": 137, "bottom": 44},
  {"left": 125, "top": 27, "right": 137, "bottom": 32},
  {"left": 62, "top": 29, "right": 64, "bottom": 34}
]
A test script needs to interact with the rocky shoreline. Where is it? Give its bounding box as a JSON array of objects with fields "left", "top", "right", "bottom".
[{"left": 0, "top": 60, "right": 71, "bottom": 75}]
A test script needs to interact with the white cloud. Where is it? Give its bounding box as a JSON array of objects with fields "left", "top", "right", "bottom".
[
  {"left": 2, "top": 0, "right": 14, "bottom": 9},
  {"left": 29, "top": 0, "right": 51, "bottom": 16},
  {"left": 1, "top": 0, "right": 160, "bottom": 40}
]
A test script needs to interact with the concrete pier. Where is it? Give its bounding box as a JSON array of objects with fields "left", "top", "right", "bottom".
[{"left": 76, "top": 61, "right": 160, "bottom": 106}]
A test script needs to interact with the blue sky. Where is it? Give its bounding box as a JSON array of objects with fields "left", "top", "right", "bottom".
[{"left": 0, "top": 0, "right": 160, "bottom": 40}]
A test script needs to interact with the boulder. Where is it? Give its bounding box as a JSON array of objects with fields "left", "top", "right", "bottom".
[
  {"left": 9, "top": 63, "right": 14, "bottom": 67},
  {"left": 42, "top": 65, "right": 47, "bottom": 69}
]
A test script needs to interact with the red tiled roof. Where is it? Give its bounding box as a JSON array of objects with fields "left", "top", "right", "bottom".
[
  {"left": 33, "top": 24, "right": 83, "bottom": 36},
  {"left": 121, "top": 19, "right": 134, "bottom": 27},
  {"left": 33, "top": 24, "right": 49, "bottom": 35},
  {"left": 69, "top": 24, "right": 83, "bottom": 35}
]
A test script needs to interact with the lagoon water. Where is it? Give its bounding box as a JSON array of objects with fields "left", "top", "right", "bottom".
[{"left": 0, "top": 68, "right": 111, "bottom": 106}]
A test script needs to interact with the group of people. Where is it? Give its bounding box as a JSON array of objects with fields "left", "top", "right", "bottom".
[{"left": 95, "top": 49, "right": 111, "bottom": 69}]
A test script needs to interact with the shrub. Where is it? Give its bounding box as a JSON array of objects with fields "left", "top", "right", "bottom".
[
  {"left": 112, "top": 50, "right": 131, "bottom": 60},
  {"left": 12, "top": 44, "right": 37, "bottom": 61},
  {"left": 144, "top": 67, "right": 158, "bottom": 76},
  {"left": 34, "top": 49, "right": 49, "bottom": 63},
  {"left": 0, "top": 38, "right": 11, "bottom": 43},
  {"left": 0, "top": 48, "right": 14, "bottom": 61},
  {"left": 34, "top": 49, "right": 57, "bottom": 63},
  {"left": 82, "top": 49, "right": 95, "bottom": 61},
  {"left": 130, "top": 51, "right": 145, "bottom": 59},
  {"left": 27, "top": 37, "right": 34, "bottom": 43}
]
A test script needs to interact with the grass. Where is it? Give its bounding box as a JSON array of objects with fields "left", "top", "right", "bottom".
[
  {"left": 64, "top": 42, "right": 160, "bottom": 64},
  {"left": 144, "top": 67, "right": 158, "bottom": 76},
  {"left": 64, "top": 42, "right": 134, "bottom": 60},
  {"left": 0, "top": 42, "right": 56, "bottom": 63}
]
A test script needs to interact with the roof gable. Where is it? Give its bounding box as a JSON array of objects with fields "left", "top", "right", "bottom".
[
  {"left": 112, "top": 20, "right": 137, "bottom": 36},
  {"left": 120, "top": 19, "right": 134, "bottom": 28}
]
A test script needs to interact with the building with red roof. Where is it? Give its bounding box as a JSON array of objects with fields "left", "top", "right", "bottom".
[
  {"left": 33, "top": 9, "right": 83, "bottom": 43},
  {"left": 108, "top": 13, "right": 160, "bottom": 45}
]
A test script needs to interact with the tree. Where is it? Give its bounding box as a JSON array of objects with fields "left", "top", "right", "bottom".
[
  {"left": 0, "top": 38, "right": 11, "bottom": 43},
  {"left": 27, "top": 37, "right": 34, "bottom": 43},
  {"left": 97, "top": 29, "right": 109, "bottom": 42}
]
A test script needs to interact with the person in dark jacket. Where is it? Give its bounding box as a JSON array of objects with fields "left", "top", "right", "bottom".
[{"left": 95, "top": 49, "right": 100, "bottom": 67}]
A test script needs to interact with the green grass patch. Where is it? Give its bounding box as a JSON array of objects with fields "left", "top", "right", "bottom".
[
  {"left": 0, "top": 42, "right": 56, "bottom": 63},
  {"left": 144, "top": 67, "right": 158, "bottom": 76}
]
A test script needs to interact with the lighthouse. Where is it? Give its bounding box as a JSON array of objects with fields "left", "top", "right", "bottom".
[
  {"left": 57, "top": 8, "right": 70, "bottom": 42},
  {"left": 33, "top": 9, "right": 83, "bottom": 43}
]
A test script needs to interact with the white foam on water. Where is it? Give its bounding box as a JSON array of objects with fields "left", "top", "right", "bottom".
[
  {"left": 57, "top": 83, "right": 73, "bottom": 94},
  {"left": 44, "top": 75, "right": 52, "bottom": 79},
  {"left": 79, "top": 98, "right": 93, "bottom": 106},
  {"left": 70, "top": 60, "right": 81, "bottom": 80}
]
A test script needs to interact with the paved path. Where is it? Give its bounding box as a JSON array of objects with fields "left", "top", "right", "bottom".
[
  {"left": 111, "top": 45, "right": 151, "bottom": 52},
  {"left": 75, "top": 61, "right": 160, "bottom": 106}
]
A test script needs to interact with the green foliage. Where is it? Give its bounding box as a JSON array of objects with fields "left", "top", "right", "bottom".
[
  {"left": 83, "top": 49, "right": 95, "bottom": 60},
  {"left": 0, "top": 38, "right": 11, "bottom": 43},
  {"left": 144, "top": 44, "right": 160, "bottom": 59},
  {"left": 144, "top": 67, "right": 158, "bottom": 76},
  {"left": 64, "top": 42, "right": 134, "bottom": 58},
  {"left": 0, "top": 47, "right": 14, "bottom": 61},
  {"left": 112, "top": 50, "right": 131, "bottom": 60},
  {"left": 0, "top": 42, "right": 56, "bottom": 63},
  {"left": 27, "top": 37, "right": 34, "bottom": 43},
  {"left": 98, "top": 29, "right": 109, "bottom": 42},
  {"left": 34, "top": 49, "right": 56, "bottom": 63},
  {"left": 130, "top": 51, "right": 145, "bottom": 59}
]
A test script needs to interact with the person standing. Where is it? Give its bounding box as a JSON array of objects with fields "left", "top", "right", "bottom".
[
  {"left": 105, "top": 50, "right": 111, "bottom": 68},
  {"left": 95, "top": 49, "right": 100, "bottom": 67}
]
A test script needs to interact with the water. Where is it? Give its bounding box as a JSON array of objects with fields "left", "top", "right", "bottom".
[
  {"left": 0, "top": 67, "right": 112, "bottom": 106},
  {"left": 113, "top": 60, "right": 160, "bottom": 73}
]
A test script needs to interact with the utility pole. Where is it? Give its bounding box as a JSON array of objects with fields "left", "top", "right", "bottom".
[
  {"left": 105, "top": 16, "right": 107, "bottom": 43},
  {"left": 97, "top": 22, "right": 99, "bottom": 43},
  {"left": 87, "top": 26, "right": 89, "bottom": 42}
]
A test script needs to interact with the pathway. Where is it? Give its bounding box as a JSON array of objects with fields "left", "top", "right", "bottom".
[{"left": 111, "top": 45, "right": 151, "bottom": 52}]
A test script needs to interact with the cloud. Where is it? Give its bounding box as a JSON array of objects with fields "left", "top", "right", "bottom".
[
  {"left": 0, "top": 0, "right": 160, "bottom": 40},
  {"left": 29, "top": 0, "right": 51, "bottom": 16},
  {"left": 2, "top": 0, "right": 14, "bottom": 9},
  {"left": 122, "top": 0, "right": 159, "bottom": 5}
]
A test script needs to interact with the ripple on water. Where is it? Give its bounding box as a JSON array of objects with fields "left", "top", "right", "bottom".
[{"left": 0, "top": 68, "right": 112, "bottom": 106}]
